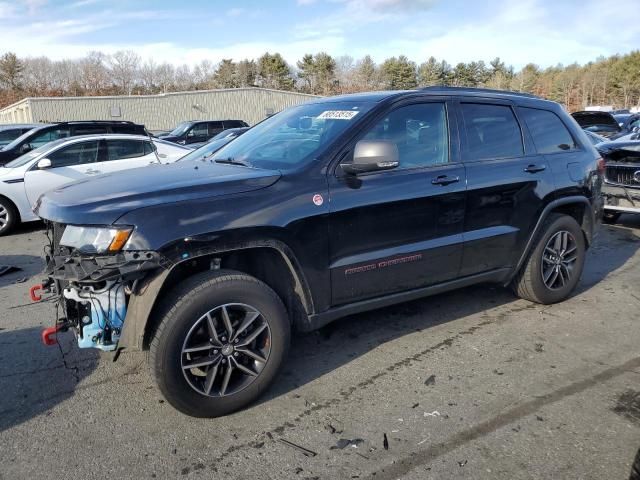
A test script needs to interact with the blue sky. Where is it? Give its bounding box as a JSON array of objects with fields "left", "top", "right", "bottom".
[{"left": 1, "top": 0, "right": 639, "bottom": 69}]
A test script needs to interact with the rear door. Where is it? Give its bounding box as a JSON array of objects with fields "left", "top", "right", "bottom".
[
  {"left": 328, "top": 99, "right": 466, "bottom": 305},
  {"left": 98, "top": 139, "right": 158, "bottom": 174},
  {"left": 517, "top": 106, "right": 587, "bottom": 200},
  {"left": 24, "top": 140, "right": 101, "bottom": 205},
  {"left": 458, "top": 100, "right": 555, "bottom": 276}
]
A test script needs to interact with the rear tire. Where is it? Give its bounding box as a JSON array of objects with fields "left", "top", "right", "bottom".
[
  {"left": 512, "top": 214, "right": 585, "bottom": 304},
  {"left": 149, "top": 270, "right": 290, "bottom": 417},
  {"left": 602, "top": 211, "right": 621, "bottom": 224},
  {"left": 0, "top": 196, "right": 18, "bottom": 237}
]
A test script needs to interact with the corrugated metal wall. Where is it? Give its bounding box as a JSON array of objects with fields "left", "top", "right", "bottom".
[{"left": 0, "top": 88, "right": 319, "bottom": 130}]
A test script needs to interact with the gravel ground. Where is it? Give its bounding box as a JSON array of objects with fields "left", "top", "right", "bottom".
[{"left": 0, "top": 218, "right": 639, "bottom": 480}]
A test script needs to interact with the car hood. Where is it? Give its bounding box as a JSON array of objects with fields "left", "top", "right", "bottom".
[
  {"left": 34, "top": 161, "right": 281, "bottom": 225},
  {"left": 572, "top": 111, "right": 621, "bottom": 130},
  {"left": 597, "top": 141, "right": 640, "bottom": 161}
]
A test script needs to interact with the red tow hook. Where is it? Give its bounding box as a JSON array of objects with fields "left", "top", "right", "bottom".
[
  {"left": 30, "top": 284, "right": 43, "bottom": 302},
  {"left": 42, "top": 325, "right": 64, "bottom": 346}
]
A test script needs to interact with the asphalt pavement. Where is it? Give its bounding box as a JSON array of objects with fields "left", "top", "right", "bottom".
[{"left": 1, "top": 218, "right": 639, "bottom": 480}]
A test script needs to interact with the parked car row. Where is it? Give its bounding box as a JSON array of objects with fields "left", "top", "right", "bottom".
[
  {"left": 571, "top": 110, "right": 640, "bottom": 140},
  {"left": 579, "top": 123, "right": 640, "bottom": 223},
  {"left": 0, "top": 117, "right": 252, "bottom": 235}
]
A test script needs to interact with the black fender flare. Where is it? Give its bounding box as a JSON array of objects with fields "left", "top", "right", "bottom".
[
  {"left": 508, "top": 195, "right": 595, "bottom": 284},
  {"left": 118, "top": 239, "right": 315, "bottom": 351}
]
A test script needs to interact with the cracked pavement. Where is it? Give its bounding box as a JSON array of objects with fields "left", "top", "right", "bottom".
[{"left": 1, "top": 218, "right": 639, "bottom": 480}]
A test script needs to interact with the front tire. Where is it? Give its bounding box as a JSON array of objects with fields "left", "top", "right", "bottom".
[
  {"left": 0, "top": 196, "right": 19, "bottom": 236},
  {"left": 149, "top": 270, "right": 290, "bottom": 417},
  {"left": 512, "top": 214, "right": 586, "bottom": 304}
]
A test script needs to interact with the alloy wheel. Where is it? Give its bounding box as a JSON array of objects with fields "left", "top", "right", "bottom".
[
  {"left": 541, "top": 230, "right": 578, "bottom": 290},
  {"left": 0, "top": 204, "right": 8, "bottom": 231},
  {"left": 181, "top": 303, "right": 271, "bottom": 397}
]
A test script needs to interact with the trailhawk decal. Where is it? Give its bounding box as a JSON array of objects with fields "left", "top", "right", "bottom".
[
  {"left": 344, "top": 254, "right": 423, "bottom": 275},
  {"left": 317, "top": 110, "right": 360, "bottom": 120}
]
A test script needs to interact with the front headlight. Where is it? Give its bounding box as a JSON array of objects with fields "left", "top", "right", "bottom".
[{"left": 60, "top": 226, "right": 133, "bottom": 253}]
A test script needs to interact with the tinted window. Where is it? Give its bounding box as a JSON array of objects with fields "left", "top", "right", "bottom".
[
  {"left": 461, "top": 104, "right": 523, "bottom": 160},
  {"left": 111, "top": 124, "right": 143, "bottom": 134},
  {"left": 0, "top": 129, "right": 24, "bottom": 145},
  {"left": 358, "top": 103, "right": 449, "bottom": 169},
  {"left": 209, "top": 121, "right": 224, "bottom": 133},
  {"left": 223, "top": 120, "right": 242, "bottom": 129},
  {"left": 29, "top": 128, "right": 71, "bottom": 148},
  {"left": 73, "top": 125, "right": 108, "bottom": 135},
  {"left": 143, "top": 141, "right": 156, "bottom": 155},
  {"left": 106, "top": 139, "right": 145, "bottom": 160},
  {"left": 48, "top": 140, "right": 99, "bottom": 167},
  {"left": 518, "top": 107, "right": 577, "bottom": 154},
  {"left": 188, "top": 123, "right": 209, "bottom": 137}
]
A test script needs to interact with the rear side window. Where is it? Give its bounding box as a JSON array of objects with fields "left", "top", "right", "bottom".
[
  {"left": 111, "top": 124, "right": 145, "bottom": 135},
  {"left": 209, "top": 121, "right": 224, "bottom": 133},
  {"left": 223, "top": 120, "right": 243, "bottom": 128},
  {"left": 106, "top": 139, "right": 145, "bottom": 160},
  {"left": 48, "top": 140, "right": 100, "bottom": 167},
  {"left": 73, "top": 125, "right": 108, "bottom": 135},
  {"left": 461, "top": 103, "right": 523, "bottom": 160},
  {"left": 0, "top": 130, "right": 23, "bottom": 145},
  {"left": 518, "top": 107, "right": 577, "bottom": 154}
]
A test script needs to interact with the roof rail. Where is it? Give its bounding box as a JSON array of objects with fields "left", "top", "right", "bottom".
[{"left": 417, "top": 86, "right": 540, "bottom": 99}]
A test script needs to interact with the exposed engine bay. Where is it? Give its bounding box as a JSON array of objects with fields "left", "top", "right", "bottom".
[{"left": 42, "top": 222, "right": 168, "bottom": 352}]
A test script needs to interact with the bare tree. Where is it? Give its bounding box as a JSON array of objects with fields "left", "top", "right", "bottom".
[
  {"left": 108, "top": 50, "right": 140, "bottom": 95},
  {"left": 80, "top": 51, "right": 110, "bottom": 94}
]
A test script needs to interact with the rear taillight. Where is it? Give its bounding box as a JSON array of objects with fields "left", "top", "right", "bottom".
[{"left": 596, "top": 157, "right": 605, "bottom": 175}]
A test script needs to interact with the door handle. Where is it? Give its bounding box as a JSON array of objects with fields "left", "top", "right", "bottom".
[
  {"left": 431, "top": 175, "right": 460, "bottom": 186},
  {"left": 85, "top": 169, "right": 101, "bottom": 175},
  {"left": 524, "top": 164, "right": 546, "bottom": 173}
]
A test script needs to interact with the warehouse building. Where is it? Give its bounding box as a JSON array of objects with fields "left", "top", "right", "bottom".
[{"left": 0, "top": 87, "right": 318, "bottom": 131}]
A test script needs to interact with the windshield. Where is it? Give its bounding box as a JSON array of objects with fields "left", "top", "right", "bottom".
[
  {"left": 178, "top": 137, "right": 238, "bottom": 162},
  {"left": 211, "top": 101, "right": 374, "bottom": 171},
  {"left": 167, "top": 122, "right": 192, "bottom": 137},
  {"left": 1, "top": 127, "right": 41, "bottom": 151}
]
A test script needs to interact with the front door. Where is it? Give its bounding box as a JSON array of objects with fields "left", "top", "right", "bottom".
[
  {"left": 328, "top": 100, "right": 466, "bottom": 305},
  {"left": 458, "top": 101, "right": 555, "bottom": 276},
  {"left": 24, "top": 139, "right": 101, "bottom": 206}
]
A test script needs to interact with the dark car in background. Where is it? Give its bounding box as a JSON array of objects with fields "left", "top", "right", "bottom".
[
  {"left": 0, "top": 124, "right": 43, "bottom": 147},
  {"left": 186, "top": 127, "right": 249, "bottom": 150},
  {"left": 595, "top": 140, "right": 640, "bottom": 223},
  {"left": 159, "top": 120, "right": 249, "bottom": 145},
  {"left": 36, "top": 86, "right": 603, "bottom": 417},
  {"left": 0, "top": 121, "right": 147, "bottom": 166},
  {"left": 571, "top": 111, "right": 623, "bottom": 139}
]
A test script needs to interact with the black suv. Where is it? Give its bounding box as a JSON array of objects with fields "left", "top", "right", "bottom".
[
  {"left": 36, "top": 87, "right": 603, "bottom": 417},
  {"left": 0, "top": 121, "right": 147, "bottom": 165},
  {"left": 159, "top": 120, "right": 249, "bottom": 145}
]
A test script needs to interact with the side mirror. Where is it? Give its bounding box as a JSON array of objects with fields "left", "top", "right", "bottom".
[
  {"left": 36, "top": 158, "right": 52, "bottom": 169},
  {"left": 19, "top": 144, "right": 32, "bottom": 154},
  {"left": 341, "top": 140, "right": 399, "bottom": 175}
]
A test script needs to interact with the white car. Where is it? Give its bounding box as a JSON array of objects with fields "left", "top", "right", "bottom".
[{"left": 0, "top": 134, "right": 191, "bottom": 235}]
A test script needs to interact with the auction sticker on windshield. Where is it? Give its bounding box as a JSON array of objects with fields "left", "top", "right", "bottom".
[{"left": 317, "top": 110, "right": 360, "bottom": 120}]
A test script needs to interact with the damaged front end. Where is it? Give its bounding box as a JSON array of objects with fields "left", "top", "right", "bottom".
[
  {"left": 42, "top": 222, "right": 168, "bottom": 352},
  {"left": 601, "top": 146, "right": 640, "bottom": 214}
]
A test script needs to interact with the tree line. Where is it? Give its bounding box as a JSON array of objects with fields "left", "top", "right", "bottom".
[{"left": 0, "top": 49, "right": 639, "bottom": 112}]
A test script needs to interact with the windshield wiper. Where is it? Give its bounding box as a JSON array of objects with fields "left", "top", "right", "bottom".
[{"left": 213, "top": 157, "right": 251, "bottom": 167}]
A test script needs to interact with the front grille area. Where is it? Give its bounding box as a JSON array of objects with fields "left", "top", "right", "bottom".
[{"left": 605, "top": 165, "right": 640, "bottom": 188}]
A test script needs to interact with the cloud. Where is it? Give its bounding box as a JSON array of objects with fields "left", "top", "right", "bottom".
[
  {"left": 0, "top": 2, "right": 15, "bottom": 18},
  {"left": 226, "top": 7, "right": 246, "bottom": 17}
]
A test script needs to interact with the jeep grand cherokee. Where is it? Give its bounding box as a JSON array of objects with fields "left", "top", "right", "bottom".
[{"left": 35, "top": 87, "right": 603, "bottom": 417}]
